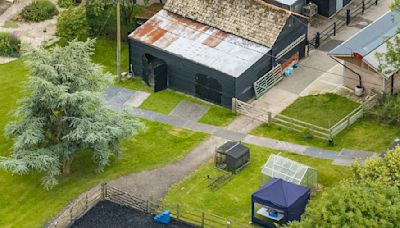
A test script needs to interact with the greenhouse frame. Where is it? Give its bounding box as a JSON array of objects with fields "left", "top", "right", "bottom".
[{"left": 261, "top": 154, "right": 317, "bottom": 189}]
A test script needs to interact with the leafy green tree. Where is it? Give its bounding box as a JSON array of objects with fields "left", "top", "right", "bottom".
[
  {"left": 0, "top": 40, "right": 144, "bottom": 189},
  {"left": 56, "top": 6, "right": 88, "bottom": 42},
  {"left": 352, "top": 147, "right": 400, "bottom": 188},
  {"left": 287, "top": 181, "right": 400, "bottom": 227}
]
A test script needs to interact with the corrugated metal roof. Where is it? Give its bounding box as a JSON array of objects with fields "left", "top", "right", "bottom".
[
  {"left": 164, "top": 0, "right": 292, "bottom": 48},
  {"left": 329, "top": 10, "right": 400, "bottom": 57},
  {"left": 363, "top": 35, "right": 397, "bottom": 78},
  {"left": 129, "top": 10, "right": 270, "bottom": 77}
]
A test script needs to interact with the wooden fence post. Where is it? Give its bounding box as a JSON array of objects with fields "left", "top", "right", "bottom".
[
  {"left": 201, "top": 211, "right": 205, "bottom": 227},
  {"left": 101, "top": 182, "right": 107, "bottom": 199},
  {"left": 69, "top": 207, "right": 73, "bottom": 223},
  {"left": 85, "top": 194, "right": 89, "bottom": 210},
  {"left": 231, "top": 98, "right": 237, "bottom": 113},
  {"left": 176, "top": 204, "right": 180, "bottom": 220},
  {"left": 268, "top": 112, "right": 272, "bottom": 125}
]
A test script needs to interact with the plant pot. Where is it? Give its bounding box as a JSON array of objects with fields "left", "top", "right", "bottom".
[{"left": 355, "top": 86, "right": 364, "bottom": 97}]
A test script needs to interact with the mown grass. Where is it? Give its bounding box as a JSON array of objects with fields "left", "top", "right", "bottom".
[
  {"left": 280, "top": 93, "right": 359, "bottom": 128},
  {"left": 0, "top": 42, "right": 208, "bottom": 227},
  {"left": 164, "top": 145, "right": 351, "bottom": 225},
  {"left": 94, "top": 39, "right": 237, "bottom": 127},
  {"left": 251, "top": 94, "right": 399, "bottom": 152}
]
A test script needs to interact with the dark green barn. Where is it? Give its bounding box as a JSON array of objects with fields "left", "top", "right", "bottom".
[{"left": 128, "top": 0, "right": 308, "bottom": 107}]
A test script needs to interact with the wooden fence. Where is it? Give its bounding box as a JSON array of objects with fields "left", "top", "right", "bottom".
[
  {"left": 232, "top": 94, "right": 378, "bottom": 141},
  {"left": 46, "top": 183, "right": 249, "bottom": 228}
]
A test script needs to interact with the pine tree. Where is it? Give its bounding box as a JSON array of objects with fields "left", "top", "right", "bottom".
[{"left": 0, "top": 39, "right": 144, "bottom": 189}]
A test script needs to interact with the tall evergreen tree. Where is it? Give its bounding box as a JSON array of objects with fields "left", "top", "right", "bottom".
[{"left": 0, "top": 39, "right": 144, "bottom": 189}]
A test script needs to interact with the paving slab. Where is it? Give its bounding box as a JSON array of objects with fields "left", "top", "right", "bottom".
[
  {"left": 123, "top": 91, "right": 150, "bottom": 108},
  {"left": 169, "top": 101, "right": 209, "bottom": 122},
  {"left": 102, "top": 86, "right": 136, "bottom": 106}
]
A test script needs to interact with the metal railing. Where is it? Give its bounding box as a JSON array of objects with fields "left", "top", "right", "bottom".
[{"left": 309, "top": 0, "right": 379, "bottom": 49}]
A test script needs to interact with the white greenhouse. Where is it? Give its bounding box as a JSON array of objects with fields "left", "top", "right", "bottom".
[{"left": 261, "top": 154, "right": 318, "bottom": 189}]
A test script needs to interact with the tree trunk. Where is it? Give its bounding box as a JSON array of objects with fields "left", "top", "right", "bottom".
[{"left": 62, "top": 159, "right": 73, "bottom": 176}]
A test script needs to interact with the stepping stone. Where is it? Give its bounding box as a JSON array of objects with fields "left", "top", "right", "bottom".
[
  {"left": 339, "top": 149, "right": 375, "bottom": 160},
  {"left": 169, "top": 101, "right": 209, "bottom": 122},
  {"left": 102, "top": 86, "right": 136, "bottom": 106},
  {"left": 123, "top": 91, "right": 150, "bottom": 108}
]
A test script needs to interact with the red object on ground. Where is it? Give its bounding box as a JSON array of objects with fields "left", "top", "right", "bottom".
[{"left": 353, "top": 52, "right": 363, "bottom": 59}]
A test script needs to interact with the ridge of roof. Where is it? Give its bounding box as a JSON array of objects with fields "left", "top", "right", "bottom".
[{"left": 163, "top": 0, "right": 298, "bottom": 47}]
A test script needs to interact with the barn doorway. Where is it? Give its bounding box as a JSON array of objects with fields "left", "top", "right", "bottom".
[
  {"left": 195, "top": 74, "right": 222, "bottom": 105},
  {"left": 142, "top": 54, "right": 168, "bottom": 92}
]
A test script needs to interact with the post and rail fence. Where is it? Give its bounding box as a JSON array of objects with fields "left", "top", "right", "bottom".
[
  {"left": 232, "top": 93, "right": 378, "bottom": 141},
  {"left": 309, "top": 0, "right": 379, "bottom": 49},
  {"left": 45, "top": 183, "right": 249, "bottom": 228}
]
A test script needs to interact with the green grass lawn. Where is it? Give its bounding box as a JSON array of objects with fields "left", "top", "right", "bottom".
[
  {"left": 251, "top": 94, "right": 400, "bottom": 152},
  {"left": 140, "top": 89, "right": 237, "bottom": 127},
  {"left": 280, "top": 93, "right": 359, "bottom": 128},
  {"left": 93, "top": 39, "right": 236, "bottom": 127},
  {"left": 163, "top": 145, "right": 351, "bottom": 224},
  {"left": 0, "top": 43, "right": 208, "bottom": 227}
]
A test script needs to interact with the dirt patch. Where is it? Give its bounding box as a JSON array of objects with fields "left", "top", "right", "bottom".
[{"left": 71, "top": 200, "right": 195, "bottom": 228}]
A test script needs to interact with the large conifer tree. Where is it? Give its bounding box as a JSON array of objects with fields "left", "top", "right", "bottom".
[{"left": 0, "top": 39, "right": 144, "bottom": 189}]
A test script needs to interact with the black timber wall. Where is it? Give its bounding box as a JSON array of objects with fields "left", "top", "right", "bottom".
[
  {"left": 235, "top": 52, "right": 273, "bottom": 102},
  {"left": 272, "top": 15, "right": 308, "bottom": 65},
  {"left": 235, "top": 15, "right": 308, "bottom": 102},
  {"left": 236, "top": 15, "right": 308, "bottom": 101},
  {"left": 129, "top": 39, "right": 236, "bottom": 107}
]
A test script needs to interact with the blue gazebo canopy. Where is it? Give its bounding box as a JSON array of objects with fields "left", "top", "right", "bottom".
[{"left": 251, "top": 178, "right": 310, "bottom": 226}]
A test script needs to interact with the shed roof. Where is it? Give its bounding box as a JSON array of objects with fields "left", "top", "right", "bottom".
[
  {"left": 216, "top": 141, "right": 249, "bottom": 159},
  {"left": 164, "top": 0, "right": 292, "bottom": 48},
  {"left": 129, "top": 10, "right": 270, "bottom": 77},
  {"left": 329, "top": 11, "right": 400, "bottom": 78},
  {"left": 329, "top": 10, "right": 400, "bottom": 57}
]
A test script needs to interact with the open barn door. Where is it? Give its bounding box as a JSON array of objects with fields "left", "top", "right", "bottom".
[{"left": 142, "top": 54, "right": 168, "bottom": 92}]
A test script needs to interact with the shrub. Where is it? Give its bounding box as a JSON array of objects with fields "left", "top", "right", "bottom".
[
  {"left": 0, "top": 32, "right": 21, "bottom": 57},
  {"left": 20, "top": 0, "right": 59, "bottom": 22},
  {"left": 56, "top": 6, "right": 88, "bottom": 42},
  {"left": 58, "top": 0, "right": 81, "bottom": 8}
]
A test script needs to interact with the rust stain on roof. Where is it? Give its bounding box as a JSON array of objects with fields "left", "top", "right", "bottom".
[
  {"left": 202, "top": 30, "right": 228, "bottom": 48},
  {"left": 129, "top": 10, "right": 271, "bottom": 77}
]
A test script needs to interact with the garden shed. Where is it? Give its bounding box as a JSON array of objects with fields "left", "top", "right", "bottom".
[
  {"left": 215, "top": 141, "right": 250, "bottom": 173},
  {"left": 261, "top": 154, "right": 317, "bottom": 189},
  {"left": 264, "top": 0, "right": 306, "bottom": 13},
  {"left": 128, "top": 0, "right": 308, "bottom": 107},
  {"left": 251, "top": 178, "right": 311, "bottom": 226}
]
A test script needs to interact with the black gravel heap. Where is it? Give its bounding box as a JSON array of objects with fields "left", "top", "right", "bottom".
[{"left": 71, "top": 200, "right": 195, "bottom": 228}]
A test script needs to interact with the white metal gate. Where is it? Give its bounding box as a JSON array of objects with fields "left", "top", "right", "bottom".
[{"left": 253, "top": 64, "right": 283, "bottom": 99}]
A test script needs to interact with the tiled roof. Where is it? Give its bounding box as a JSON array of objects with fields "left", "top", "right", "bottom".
[{"left": 164, "top": 0, "right": 291, "bottom": 48}]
